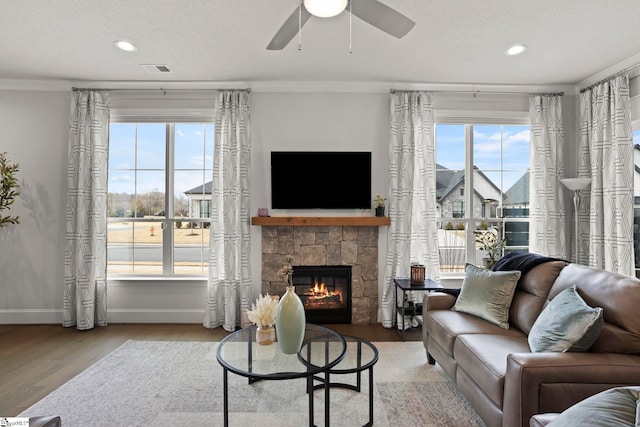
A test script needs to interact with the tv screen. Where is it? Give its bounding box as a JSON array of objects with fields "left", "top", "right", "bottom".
[{"left": 271, "top": 151, "right": 372, "bottom": 209}]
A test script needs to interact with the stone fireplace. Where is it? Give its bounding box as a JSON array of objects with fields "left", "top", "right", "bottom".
[{"left": 258, "top": 223, "right": 381, "bottom": 324}]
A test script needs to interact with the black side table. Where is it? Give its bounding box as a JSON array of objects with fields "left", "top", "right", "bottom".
[{"left": 393, "top": 278, "right": 459, "bottom": 341}]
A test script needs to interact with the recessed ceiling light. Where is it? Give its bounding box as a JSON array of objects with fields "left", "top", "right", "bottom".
[
  {"left": 115, "top": 40, "right": 137, "bottom": 52},
  {"left": 506, "top": 44, "right": 527, "bottom": 56}
]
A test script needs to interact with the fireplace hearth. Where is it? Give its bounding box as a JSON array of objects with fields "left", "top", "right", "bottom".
[{"left": 292, "top": 265, "right": 351, "bottom": 324}]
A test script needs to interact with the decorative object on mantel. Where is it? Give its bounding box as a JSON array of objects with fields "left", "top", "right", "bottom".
[
  {"left": 0, "top": 151, "right": 20, "bottom": 228},
  {"left": 474, "top": 226, "right": 506, "bottom": 269},
  {"left": 257, "top": 208, "right": 269, "bottom": 217},
  {"left": 410, "top": 263, "right": 425, "bottom": 284},
  {"left": 275, "top": 255, "right": 306, "bottom": 354},
  {"left": 246, "top": 293, "right": 279, "bottom": 345},
  {"left": 374, "top": 195, "right": 387, "bottom": 217}
]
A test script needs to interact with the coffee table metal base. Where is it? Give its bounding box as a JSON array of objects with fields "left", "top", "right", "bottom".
[
  {"left": 221, "top": 367, "right": 330, "bottom": 427},
  {"left": 309, "top": 336, "right": 379, "bottom": 427}
]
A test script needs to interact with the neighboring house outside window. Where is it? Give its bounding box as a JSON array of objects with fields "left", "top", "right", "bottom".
[
  {"left": 107, "top": 122, "right": 214, "bottom": 276},
  {"left": 184, "top": 182, "right": 212, "bottom": 225},
  {"left": 436, "top": 124, "right": 530, "bottom": 273}
]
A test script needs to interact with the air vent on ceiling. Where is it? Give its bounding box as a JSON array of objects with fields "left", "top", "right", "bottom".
[{"left": 140, "top": 64, "right": 172, "bottom": 73}]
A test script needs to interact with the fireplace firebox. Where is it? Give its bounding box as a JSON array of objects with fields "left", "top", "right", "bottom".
[{"left": 292, "top": 265, "right": 352, "bottom": 324}]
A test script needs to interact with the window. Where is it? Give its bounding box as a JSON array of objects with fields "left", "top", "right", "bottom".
[
  {"left": 200, "top": 200, "right": 211, "bottom": 218},
  {"left": 452, "top": 200, "right": 464, "bottom": 218},
  {"left": 107, "top": 122, "right": 214, "bottom": 276},
  {"left": 436, "top": 124, "right": 530, "bottom": 273}
]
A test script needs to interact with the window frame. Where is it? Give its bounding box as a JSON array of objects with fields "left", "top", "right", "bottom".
[
  {"left": 107, "top": 120, "right": 214, "bottom": 279},
  {"left": 435, "top": 119, "right": 531, "bottom": 276}
]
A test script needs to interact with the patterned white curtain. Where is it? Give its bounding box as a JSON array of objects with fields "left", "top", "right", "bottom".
[
  {"left": 381, "top": 91, "right": 440, "bottom": 328},
  {"left": 204, "top": 90, "right": 252, "bottom": 331},
  {"left": 578, "top": 75, "right": 634, "bottom": 274},
  {"left": 63, "top": 90, "right": 110, "bottom": 330},
  {"left": 528, "top": 95, "right": 567, "bottom": 258}
]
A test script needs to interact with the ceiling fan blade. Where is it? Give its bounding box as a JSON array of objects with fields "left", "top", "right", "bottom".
[
  {"left": 266, "top": 4, "right": 312, "bottom": 50},
  {"left": 349, "top": 0, "right": 415, "bottom": 39}
]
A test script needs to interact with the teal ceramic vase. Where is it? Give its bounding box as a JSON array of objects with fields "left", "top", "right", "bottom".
[{"left": 276, "top": 285, "right": 306, "bottom": 354}]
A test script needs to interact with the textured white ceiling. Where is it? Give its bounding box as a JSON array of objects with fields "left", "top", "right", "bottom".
[{"left": 1, "top": 0, "right": 639, "bottom": 88}]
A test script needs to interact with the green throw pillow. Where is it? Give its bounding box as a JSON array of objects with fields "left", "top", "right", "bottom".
[
  {"left": 528, "top": 285, "right": 603, "bottom": 352},
  {"left": 547, "top": 386, "right": 640, "bottom": 427},
  {"left": 451, "top": 263, "right": 521, "bottom": 329}
]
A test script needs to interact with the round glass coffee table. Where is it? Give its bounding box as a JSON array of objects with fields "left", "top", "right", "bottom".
[{"left": 216, "top": 323, "right": 346, "bottom": 427}]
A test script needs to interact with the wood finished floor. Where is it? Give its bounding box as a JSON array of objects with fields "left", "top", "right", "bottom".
[{"left": 0, "top": 323, "right": 422, "bottom": 416}]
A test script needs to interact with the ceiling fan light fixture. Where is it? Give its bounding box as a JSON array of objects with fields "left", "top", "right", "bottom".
[
  {"left": 506, "top": 44, "right": 527, "bottom": 56},
  {"left": 303, "top": 0, "right": 348, "bottom": 18}
]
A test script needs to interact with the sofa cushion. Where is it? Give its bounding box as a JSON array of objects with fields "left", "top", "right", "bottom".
[
  {"left": 547, "top": 386, "right": 640, "bottom": 426},
  {"left": 424, "top": 310, "right": 523, "bottom": 357},
  {"left": 528, "top": 286, "right": 604, "bottom": 352},
  {"left": 452, "top": 263, "right": 521, "bottom": 329},
  {"left": 454, "top": 333, "right": 530, "bottom": 407},
  {"left": 509, "top": 260, "right": 568, "bottom": 335}
]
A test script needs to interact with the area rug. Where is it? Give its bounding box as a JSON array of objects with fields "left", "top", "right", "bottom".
[{"left": 19, "top": 340, "right": 485, "bottom": 426}]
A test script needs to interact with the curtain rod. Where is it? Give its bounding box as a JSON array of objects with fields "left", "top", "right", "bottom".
[
  {"left": 390, "top": 89, "right": 564, "bottom": 96},
  {"left": 579, "top": 63, "right": 639, "bottom": 93},
  {"left": 71, "top": 87, "right": 251, "bottom": 93}
]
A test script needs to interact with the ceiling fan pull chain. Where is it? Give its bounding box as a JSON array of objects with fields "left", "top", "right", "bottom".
[
  {"left": 298, "top": 4, "right": 302, "bottom": 51},
  {"left": 349, "top": 0, "right": 353, "bottom": 53}
]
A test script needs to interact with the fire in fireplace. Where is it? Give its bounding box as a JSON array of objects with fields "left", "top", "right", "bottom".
[{"left": 292, "top": 265, "right": 352, "bottom": 324}]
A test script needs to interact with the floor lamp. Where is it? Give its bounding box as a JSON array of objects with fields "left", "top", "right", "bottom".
[{"left": 560, "top": 177, "right": 592, "bottom": 262}]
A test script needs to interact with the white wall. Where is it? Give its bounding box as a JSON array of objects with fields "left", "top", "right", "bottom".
[{"left": 0, "top": 90, "right": 71, "bottom": 322}]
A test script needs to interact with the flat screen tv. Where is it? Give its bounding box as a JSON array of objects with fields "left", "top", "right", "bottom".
[{"left": 271, "top": 151, "right": 372, "bottom": 209}]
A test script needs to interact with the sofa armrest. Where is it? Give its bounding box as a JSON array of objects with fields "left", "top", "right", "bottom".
[
  {"left": 423, "top": 291, "right": 457, "bottom": 311},
  {"left": 422, "top": 292, "right": 457, "bottom": 363},
  {"left": 503, "top": 352, "right": 640, "bottom": 427}
]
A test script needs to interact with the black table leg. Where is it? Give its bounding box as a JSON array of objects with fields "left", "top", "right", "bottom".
[
  {"left": 223, "top": 368, "right": 229, "bottom": 427},
  {"left": 324, "top": 371, "right": 330, "bottom": 427},
  {"left": 308, "top": 373, "right": 315, "bottom": 427},
  {"left": 367, "top": 366, "right": 374, "bottom": 426}
]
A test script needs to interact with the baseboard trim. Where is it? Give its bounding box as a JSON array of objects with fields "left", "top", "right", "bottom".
[
  {"left": 0, "top": 309, "right": 204, "bottom": 324},
  {"left": 0, "top": 309, "right": 62, "bottom": 324},
  {"left": 107, "top": 309, "right": 205, "bottom": 323}
]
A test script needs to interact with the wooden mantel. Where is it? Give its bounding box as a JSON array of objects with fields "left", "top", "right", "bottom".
[{"left": 251, "top": 216, "right": 390, "bottom": 227}]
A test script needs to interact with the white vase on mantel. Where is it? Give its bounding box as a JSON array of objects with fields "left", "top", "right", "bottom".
[{"left": 275, "top": 285, "right": 306, "bottom": 354}]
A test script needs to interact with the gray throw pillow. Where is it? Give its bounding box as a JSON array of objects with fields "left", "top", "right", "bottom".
[
  {"left": 451, "top": 263, "right": 521, "bottom": 329},
  {"left": 547, "top": 386, "right": 640, "bottom": 427},
  {"left": 528, "top": 285, "right": 603, "bottom": 352}
]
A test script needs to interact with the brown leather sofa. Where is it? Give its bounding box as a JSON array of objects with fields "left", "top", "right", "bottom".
[{"left": 422, "top": 261, "right": 640, "bottom": 427}]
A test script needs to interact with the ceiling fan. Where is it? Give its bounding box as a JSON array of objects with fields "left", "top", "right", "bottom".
[{"left": 266, "top": 0, "right": 416, "bottom": 50}]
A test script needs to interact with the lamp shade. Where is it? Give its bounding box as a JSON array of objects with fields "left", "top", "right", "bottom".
[
  {"left": 303, "top": 0, "right": 348, "bottom": 17},
  {"left": 560, "top": 178, "right": 592, "bottom": 191}
]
